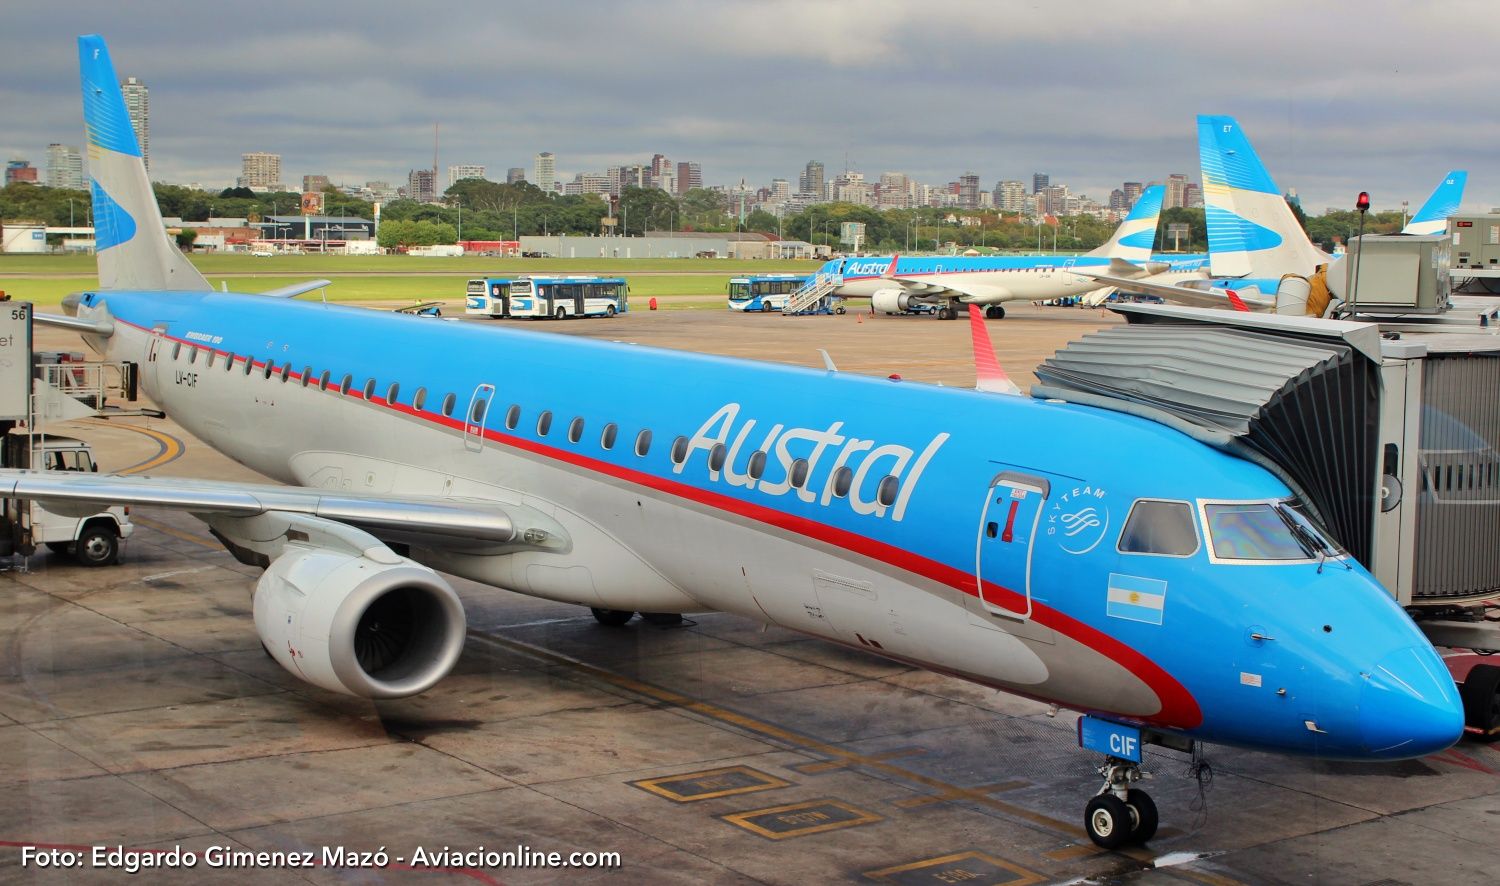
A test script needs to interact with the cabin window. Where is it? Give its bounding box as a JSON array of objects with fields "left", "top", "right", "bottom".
[
  {"left": 339, "top": 374, "right": 352, "bottom": 394},
  {"left": 264, "top": 360, "right": 275, "bottom": 380},
  {"left": 470, "top": 397, "right": 487, "bottom": 423},
  {"left": 225, "top": 353, "right": 235, "bottom": 372},
  {"left": 205, "top": 351, "right": 216, "bottom": 369},
  {"left": 441, "top": 393, "right": 456, "bottom": 417},
  {"left": 171, "top": 342, "right": 181, "bottom": 360},
  {"left": 363, "top": 379, "right": 376, "bottom": 400},
  {"left": 302, "top": 366, "right": 313, "bottom": 387},
  {"left": 830, "top": 465, "right": 854, "bottom": 498},
  {"left": 747, "top": 450, "right": 767, "bottom": 480},
  {"left": 187, "top": 346, "right": 198, "bottom": 364},
  {"left": 505, "top": 404, "right": 520, "bottom": 430},
  {"left": 537, "top": 410, "right": 553, "bottom": 436},
  {"left": 1119, "top": 500, "right": 1198, "bottom": 557},
  {"left": 244, "top": 357, "right": 256, "bottom": 376},
  {"left": 386, "top": 382, "right": 399, "bottom": 403},
  {"left": 635, "top": 429, "right": 652, "bottom": 457},
  {"left": 413, "top": 387, "right": 427, "bottom": 410},
  {"left": 568, "top": 417, "right": 584, "bottom": 443},
  {"left": 319, "top": 370, "right": 331, "bottom": 391},
  {"left": 670, "top": 435, "right": 690, "bottom": 465},
  {"left": 279, "top": 363, "right": 291, "bottom": 382},
  {"left": 708, "top": 442, "right": 727, "bottom": 472},
  {"left": 877, "top": 475, "right": 900, "bottom": 507},
  {"left": 600, "top": 422, "right": 618, "bottom": 450},
  {"left": 789, "top": 458, "right": 810, "bottom": 489}
]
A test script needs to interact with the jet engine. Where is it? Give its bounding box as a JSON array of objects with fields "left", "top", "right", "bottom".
[
  {"left": 253, "top": 547, "right": 466, "bottom": 698},
  {"left": 872, "top": 289, "right": 913, "bottom": 314}
]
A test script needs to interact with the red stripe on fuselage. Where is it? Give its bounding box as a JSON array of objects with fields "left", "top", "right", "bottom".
[{"left": 118, "top": 316, "right": 1203, "bottom": 728}]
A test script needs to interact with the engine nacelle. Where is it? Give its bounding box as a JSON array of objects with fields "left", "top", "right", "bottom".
[
  {"left": 253, "top": 547, "right": 466, "bottom": 698},
  {"left": 872, "top": 288, "right": 913, "bottom": 314}
]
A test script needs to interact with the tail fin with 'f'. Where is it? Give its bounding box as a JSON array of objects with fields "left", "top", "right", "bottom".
[
  {"left": 1088, "top": 185, "right": 1165, "bottom": 263},
  {"left": 1402, "top": 171, "right": 1467, "bottom": 236},
  {"left": 1197, "top": 115, "right": 1329, "bottom": 280},
  {"left": 79, "top": 35, "right": 209, "bottom": 291}
]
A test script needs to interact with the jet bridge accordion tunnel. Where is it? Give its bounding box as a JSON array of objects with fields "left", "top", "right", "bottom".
[{"left": 1032, "top": 304, "right": 1500, "bottom": 608}]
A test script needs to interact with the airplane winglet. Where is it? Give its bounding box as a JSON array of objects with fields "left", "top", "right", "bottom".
[{"left": 968, "top": 304, "right": 1021, "bottom": 395}]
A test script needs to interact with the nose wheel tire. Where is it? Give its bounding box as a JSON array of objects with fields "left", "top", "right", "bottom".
[
  {"left": 1124, "top": 789, "right": 1158, "bottom": 843},
  {"left": 1084, "top": 794, "right": 1133, "bottom": 849},
  {"left": 1460, "top": 663, "right": 1500, "bottom": 741},
  {"left": 590, "top": 607, "right": 635, "bottom": 627}
]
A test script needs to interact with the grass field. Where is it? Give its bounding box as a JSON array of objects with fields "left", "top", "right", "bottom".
[{"left": 0, "top": 253, "right": 819, "bottom": 306}]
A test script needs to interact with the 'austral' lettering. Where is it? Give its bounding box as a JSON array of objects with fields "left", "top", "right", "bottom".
[
  {"left": 674, "top": 403, "right": 946, "bottom": 522},
  {"left": 842, "top": 260, "right": 892, "bottom": 277}
]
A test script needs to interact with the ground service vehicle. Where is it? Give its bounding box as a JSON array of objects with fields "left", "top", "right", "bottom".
[{"left": 507, "top": 276, "right": 628, "bottom": 319}]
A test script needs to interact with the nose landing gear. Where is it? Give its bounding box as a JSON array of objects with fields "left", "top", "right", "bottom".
[{"left": 1084, "top": 757, "right": 1157, "bottom": 848}]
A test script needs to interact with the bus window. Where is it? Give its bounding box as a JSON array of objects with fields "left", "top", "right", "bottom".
[
  {"left": 601, "top": 422, "right": 618, "bottom": 450},
  {"left": 635, "top": 429, "right": 652, "bottom": 456}
]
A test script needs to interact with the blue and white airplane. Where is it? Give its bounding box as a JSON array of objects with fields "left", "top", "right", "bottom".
[
  {"left": 1089, "top": 116, "right": 1467, "bottom": 313},
  {"left": 5, "top": 37, "right": 1466, "bottom": 850},
  {"left": 813, "top": 187, "right": 1168, "bottom": 319}
]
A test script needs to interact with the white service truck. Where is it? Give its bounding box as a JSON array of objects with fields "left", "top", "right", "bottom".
[{"left": 1, "top": 432, "right": 133, "bottom": 566}]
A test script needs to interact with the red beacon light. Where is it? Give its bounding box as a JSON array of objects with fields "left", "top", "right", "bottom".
[{"left": 1356, "top": 191, "right": 1371, "bottom": 212}]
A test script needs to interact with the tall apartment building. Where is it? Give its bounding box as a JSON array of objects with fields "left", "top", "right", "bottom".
[
  {"left": 448, "top": 164, "right": 486, "bottom": 186},
  {"left": 675, "top": 161, "right": 701, "bottom": 195},
  {"left": 995, "top": 180, "right": 1027, "bottom": 212},
  {"left": 768, "top": 178, "right": 792, "bottom": 204},
  {"left": 238, "top": 152, "right": 283, "bottom": 191},
  {"left": 608, "top": 164, "right": 647, "bottom": 196},
  {"left": 878, "top": 172, "right": 910, "bottom": 210},
  {"left": 120, "top": 76, "right": 149, "bottom": 171},
  {"left": 533, "top": 152, "right": 556, "bottom": 193},
  {"left": 506, "top": 167, "right": 526, "bottom": 184},
  {"left": 799, "top": 161, "right": 824, "bottom": 198},
  {"left": 46, "top": 144, "right": 84, "bottom": 190},
  {"left": 563, "top": 173, "right": 611, "bottom": 197},
  {"left": 1182, "top": 182, "right": 1202, "bottom": 209},
  {"left": 958, "top": 172, "right": 980, "bottom": 209},
  {"left": 1122, "top": 181, "right": 1143, "bottom": 206},
  {"left": 407, "top": 168, "right": 437, "bottom": 203},
  {"left": 1165, "top": 173, "right": 1188, "bottom": 209},
  {"left": 1032, "top": 173, "right": 1050, "bottom": 194},
  {"left": 302, "top": 174, "right": 330, "bottom": 194}
]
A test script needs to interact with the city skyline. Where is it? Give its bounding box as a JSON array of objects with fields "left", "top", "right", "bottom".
[{"left": 2, "top": 2, "right": 1495, "bottom": 215}]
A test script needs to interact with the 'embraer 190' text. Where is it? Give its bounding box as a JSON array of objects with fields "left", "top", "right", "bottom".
[{"left": 673, "top": 403, "right": 946, "bottom": 522}]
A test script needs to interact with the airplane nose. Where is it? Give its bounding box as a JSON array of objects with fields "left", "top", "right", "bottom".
[{"left": 1358, "top": 646, "right": 1464, "bottom": 759}]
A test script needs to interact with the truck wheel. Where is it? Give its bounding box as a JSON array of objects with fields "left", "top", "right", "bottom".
[
  {"left": 1461, "top": 663, "right": 1500, "bottom": 741},
  {"left": 74, "top": 526, "right": 119, "bottom": 567}
]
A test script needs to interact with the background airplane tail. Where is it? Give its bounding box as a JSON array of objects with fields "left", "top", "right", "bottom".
[
  {"left": 1087, "top": 185, "right": 1164, "bottom": 263},
  {"left": 1198, "top": 115, "right": 1329, "bottom": 279},
  {"left": 1402, "top": 171, "right": 1467, "bottom": 235},
  {"left": 79, "top": 35, "right": 209, "bottom": 292}
]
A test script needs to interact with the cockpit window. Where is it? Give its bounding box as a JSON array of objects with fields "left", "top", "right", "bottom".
[
  {"left": 1119, "top": 500, "right": 1198, "bottom": 556},
  {"left": 1204, "top": 500, "right": 1342, "bottom": 561}
]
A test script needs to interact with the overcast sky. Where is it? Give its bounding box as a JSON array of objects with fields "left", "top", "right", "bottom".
[{"left": 3, "top": 1, "right": 1495, "bottom": 214}]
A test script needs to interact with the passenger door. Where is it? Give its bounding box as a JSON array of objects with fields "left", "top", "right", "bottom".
[
  {"left": 975, "top": 471, "right": 1050, "bottom": 620},
  {"left": 463, "top": 383, "right": 494, "bottom": 452}
]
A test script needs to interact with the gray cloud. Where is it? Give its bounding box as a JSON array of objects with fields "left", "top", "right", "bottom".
[{"left": 2, "top": 0, "right": 1495, "bottom": 213}]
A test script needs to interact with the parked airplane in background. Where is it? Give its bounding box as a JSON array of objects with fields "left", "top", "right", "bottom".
[
  {"left": 5, "top": 36, "right": 1466, "bottom": 850},
  {"left": 1087, "top": 115, "right": 1467, "bottom": 313},
  {"left": 810, "top": 187, "right": 1168, "bottom": 319}
]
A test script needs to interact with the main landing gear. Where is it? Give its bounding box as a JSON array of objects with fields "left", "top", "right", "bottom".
[
  {"left": 1084, "top": 757, "right": 1157, "bottom": 849},
  {"left": 590, "top": 608, "right": 684, "bottom": 627},
  {"left": 984, "top": 305, "right": 1006, "bottom": 320}
]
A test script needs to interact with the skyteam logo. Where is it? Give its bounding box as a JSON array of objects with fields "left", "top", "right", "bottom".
[{"left": 1047, "top": 484, "right": 1110, "bottom": 554}]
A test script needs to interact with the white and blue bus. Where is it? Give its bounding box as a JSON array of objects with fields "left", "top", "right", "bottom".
[
  {"left": 727, "top": 274, "right": 810, "bottom": 312},
  {"left": 508, "top": 276, "right": 628, "bottom": 320},
  {"left": 465, "top": 277, "right": 517, "bottom": 318}
]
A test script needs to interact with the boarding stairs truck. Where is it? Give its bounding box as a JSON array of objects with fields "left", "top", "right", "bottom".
[
  {"left": 1041, "top": 236, "right": 1500, "bottom": 738},
  {"left": 0, "top": 302, "right": 138, "bottom": 566},
  {"left": 782, "top": 273, "right": 844, "bottom": 315}
]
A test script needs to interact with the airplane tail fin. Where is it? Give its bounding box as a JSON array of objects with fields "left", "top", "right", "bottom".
[
  {"left": 79, "top": 35, "right": 209, "bottom": 292},
  {"left": 1402, "top": 171, "right": 1467, "bottom": 236},
  {"left": 1198, "top": 115, "right": 1329, "bottom": 279},
  {"left": 1087, "top": 185, "right": 1164, "bottom": 262}
]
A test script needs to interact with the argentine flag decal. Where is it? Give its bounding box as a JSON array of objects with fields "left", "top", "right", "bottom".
[{"left": 1107, "top": 574, "right": 1167, "bottom": 625}]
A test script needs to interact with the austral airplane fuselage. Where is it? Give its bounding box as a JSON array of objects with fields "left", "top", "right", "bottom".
[
  {"left": 826, "top": 254, "right": 1133, "bottom": 301},
  {"left": 66, "top": 285, "right": 1460, "bottom": 760}
]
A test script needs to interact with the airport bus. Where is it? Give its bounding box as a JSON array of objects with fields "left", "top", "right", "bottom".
[
  {"left": 727, "top": 274, "right": 811, "bottom": 312},
  {"left": 465, "top": 277, "right": 516, "bottom": 318},
  {"left": 508, "top": 276, "right": 628, "bottom": 320}
]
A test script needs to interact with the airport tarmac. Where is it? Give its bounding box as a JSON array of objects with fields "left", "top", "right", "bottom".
[{"left": 3, "top": 303, "right": 1499, "bottom": 885}]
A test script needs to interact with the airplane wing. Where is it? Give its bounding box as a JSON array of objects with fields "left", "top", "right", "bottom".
[
  {"left": 260, "top": 279, "right": 333, "bottom": 299},
  {"left": 1079, "top": 273, "right": 1276, "bottom": 312},
  {"left": 885, "top": 276, "right": 1013, "bottom": 303},
  {"left": 0, "top": 470, "right": 567, "bottom": 556}
]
